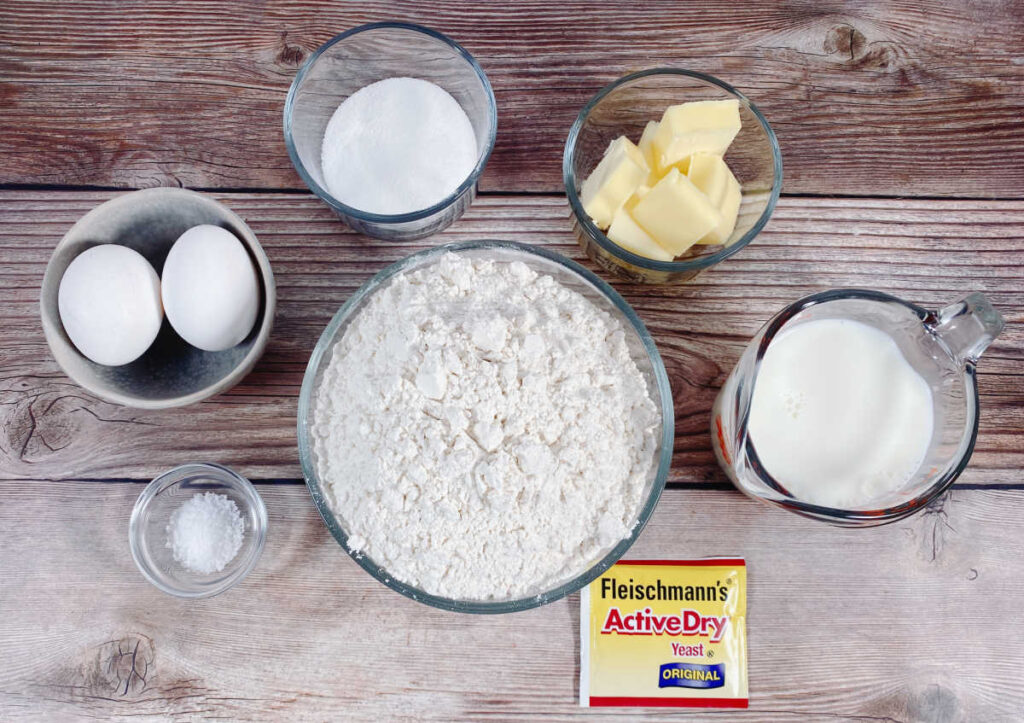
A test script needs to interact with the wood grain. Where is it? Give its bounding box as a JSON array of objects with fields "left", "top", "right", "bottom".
[
  {"left": 2, "top": 191, "right": 1022, "bottom": 483},
  {"left": 3, "top": 3, "right": 1022, "bottom": 720},
  {"left": 1, "top": 1, "right": 1023, "bottom": 196},
  {"left": 0, "top": 482, "right": 1021, "bottom": 721}
]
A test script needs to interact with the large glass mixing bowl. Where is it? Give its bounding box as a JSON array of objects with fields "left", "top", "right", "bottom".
[{"left": 297, "top": 241, "right": 674, "bottom": 613}]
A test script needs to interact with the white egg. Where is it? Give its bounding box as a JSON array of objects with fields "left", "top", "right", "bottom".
[
  {"left": 161, "top": 225, "right": 260, "bottom": 352},
  {"left": 58, "top": 244, "right": 164, "bottom": 366}
]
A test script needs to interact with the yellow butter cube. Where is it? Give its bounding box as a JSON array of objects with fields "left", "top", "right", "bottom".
[
  {"left": 702, "top": 174, "right": 741, "bottom": 245},
  {"left": 637, "top": 121, "right": 659, "bottom": 174},
  {"left": 580, "top": 136, "right": 649, "bottom": 229},
  {"left": 651, "top": 99, "right": 742, "bottom": 170},
  {"left": 687, "top": 153, "right": 729, "bottom": 204},
  {"left": 607, "top": 206, "right": 674, "bottom": 261},
  {"left": 640, "top": 121, "right": 689, "bottom": 177},
  {"left": 687, "top": 153, "right": 742, "bottom": 245},
  {"left": 623, "top": 183, "right": 651, "bottom": 211},
  {"left": 670, "top": 154, "right": 693, "bottom": 175},
  {"left": 631, "top": 167, "right": 722, "bottom": 256}
]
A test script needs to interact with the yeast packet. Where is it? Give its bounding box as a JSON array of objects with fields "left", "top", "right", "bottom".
[{"left": 580, "top": 559, "right": 748, "bottom": 709}]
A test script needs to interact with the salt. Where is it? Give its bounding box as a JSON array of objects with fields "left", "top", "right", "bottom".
[
  {"left": 320, "top": 77, "right": 477, "bottom": 215},
  {"left": 166, "top": 492, "right": 244, "bottom": 574}
]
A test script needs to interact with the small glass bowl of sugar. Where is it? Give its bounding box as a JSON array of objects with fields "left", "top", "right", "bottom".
[
  {"left": 129, "top": 463, "right": 267, "bottom": 598},
  {"left": 284, "top": 22, "right": 497, "bottom": 241}
]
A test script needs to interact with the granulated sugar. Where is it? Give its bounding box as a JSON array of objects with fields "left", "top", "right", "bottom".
[
  {"left": 166, "top": 492, "right": 244, "bottom": 574},
  {"left": 312, "top": 253, "right": 659, "bottom": 600},
  {"left": 320, "top": 77, "right": 477, "bottom": 215}
]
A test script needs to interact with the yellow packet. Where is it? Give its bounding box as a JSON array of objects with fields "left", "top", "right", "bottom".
[{"left": 580, "top": 558, "right": 747, "bottom": 709}]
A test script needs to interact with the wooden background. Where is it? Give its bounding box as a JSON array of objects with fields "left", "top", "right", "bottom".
[{"left": 1, "top": 1, "right": 1023, "bottom": 720}]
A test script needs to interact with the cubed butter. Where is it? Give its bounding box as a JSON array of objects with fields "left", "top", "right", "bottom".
[
  {"left": 651, "top": 99, "right": 742, "bottom": 170},
  {"left": 623, "top": 183, "right": 651, "bottom": 211},
  {"left": 606, "top": 206, "right": 674, "bottom": 262},
  {"left": 580, "top": 136, "right": 649, "bottom": 229},
  {"left": 637, "top": 121, "right": 659, "bottom": 175},
  {"left": 687, "top": 153, "right": 730, "bottom": 205},
  {"left": 631, "top": 167, "right": 722, "bottom": 256},
  {"left": 670, "top": 154, "right": 693, "bottom": 175},
  {"left": 687, "top": 153, "right": 742, "bottom": 245}
]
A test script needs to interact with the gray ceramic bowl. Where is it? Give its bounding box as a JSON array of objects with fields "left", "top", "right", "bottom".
[{"left": 41, "top": 188, "right": 275, "bottom": 409}]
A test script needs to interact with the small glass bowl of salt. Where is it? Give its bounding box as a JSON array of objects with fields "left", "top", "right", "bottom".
[{"left": 129, "top": 463, "right": 267, "bottom": 598}]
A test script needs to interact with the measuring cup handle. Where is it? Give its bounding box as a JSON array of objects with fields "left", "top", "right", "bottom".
[{"left": 928, "top": 292, "right": 1005, "bottom": 365}]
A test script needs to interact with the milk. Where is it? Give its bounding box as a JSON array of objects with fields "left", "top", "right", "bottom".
[{"left": 747, "top": 318, "right": 934, "bottom": 509}]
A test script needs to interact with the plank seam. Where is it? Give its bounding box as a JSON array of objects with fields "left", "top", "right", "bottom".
[
  {"left": 4, "top": 479, "right": 1023, "bottom": 490},
  {"left": 2, "top": 183, "right": 1024, "bottom": 203}
]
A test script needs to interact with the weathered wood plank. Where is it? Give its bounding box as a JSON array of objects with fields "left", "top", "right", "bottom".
[
  {"left": 0, "top": 482, "right": 1021, "bottom": 721},
  {"left": 1, "top": 1, "right": 1022, "bottom": 196},
  {"left": 2, "top": 191, "right": 1022, "bottom": 483}
]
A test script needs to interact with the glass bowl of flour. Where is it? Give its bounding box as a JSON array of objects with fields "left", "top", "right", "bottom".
[
  {"left": 298, "top": 241, "right": 674, "bottom": 613},
  {"left": 284, "top": 23, "right": 497, "bottom": 241}
]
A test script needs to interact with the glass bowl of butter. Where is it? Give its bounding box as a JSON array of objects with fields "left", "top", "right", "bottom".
[{"left": 564, "top": 69, "right": 782, "bottom": 284}]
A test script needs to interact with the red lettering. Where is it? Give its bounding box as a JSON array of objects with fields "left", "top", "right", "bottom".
[
  {"left": 601, "top": 607, "right": 725, "bottom": 639},
  {"left": 601, "top": 607, "right": 624, "bottom": 634},
  {"left": 707, "top": 616, "right": 728, "bottom": 642},
  {"left": 683, "top": 609, "right": 701, "bottom": 634}
]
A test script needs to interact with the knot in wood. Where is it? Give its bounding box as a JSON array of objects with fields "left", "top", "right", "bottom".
[
  {"left": 907, "top": 683, "right": 962, "bottom": 723},
  {"left": 824, "top": 24, "right": 868, "bottom": 63},
  {"left": 277, "top": 31, "right": 306, "bottom": 66},
  {"left": 4, "top": 389, "right": 80, "bottom": 463},
  {"left": 95, "top": 635, "right": 155, "bottom": 698}
]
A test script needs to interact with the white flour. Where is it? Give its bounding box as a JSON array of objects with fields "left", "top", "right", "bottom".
[
  {"left": 311, "top": 253, "right": 659, "bottom": 600},
  {"left": 320, "top": 77, "right": 477, "bottom": 215}
]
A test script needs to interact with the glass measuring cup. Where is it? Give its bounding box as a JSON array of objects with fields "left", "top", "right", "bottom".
[{"left": 712, "top": 289, "right": 1004, "bottom": 525}]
